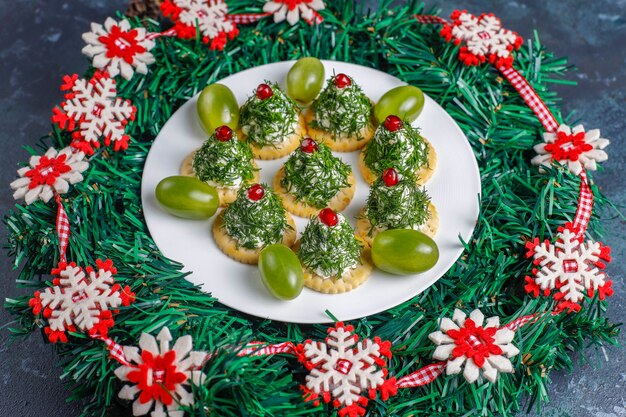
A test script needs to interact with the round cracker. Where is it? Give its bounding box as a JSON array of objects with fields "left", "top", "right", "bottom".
[
  {"left": 273, "top": 168, "right": 356, "bottom": 218},
  {"left": 240, "top": 113, "right": 308, "bottom": 160},
  {"left": 356, "top": 203, "right": 439, "bottom": 246},
  {"left": 304, "top": 109, "right": 375, "bottom": 152},
  {"left": 213, "top": 211, "right": 297, "bottom": 265},
  {"left": 293, "top": 240, "right": 372, "bottom": 294},
  {"left": 358, "top": 138, "right": 437, "bottom": 185},
  {"left": 180, "top": 151, "right": 260, "bottom": 207}
]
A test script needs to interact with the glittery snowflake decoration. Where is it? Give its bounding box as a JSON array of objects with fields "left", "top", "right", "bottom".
[
  {"left": 10, "top": 147, "right": 88, "bottom": 205},
  {"left": 525, "top": 228, "right": 613, "bottom": 312},
  {"left": 161, "top": 0, "right": 239, "bottom": 50},
  {"left": 440, "top": 10, "right": 523, "bottom": 68},
  {"left": 29, "top": 260, "right": 135, "bottom": 343},
  {"left": 296, "top": 322, "right": 397, "bottom": 417},
  {"left": 428, "top": 309, "right": 520, "bottom": 384},
  {"left": 531, "top": 124, "right": 610, "bottom": 176},
  {"left": 82, "top": 17, "right": 156, "bottom": 80},
  {"left": 263, "top": 0, "right": 325, "bottom": 26},
  {"left": 51, "top": 72, "right": 137, "bottom": 155},
  {"left": 114, "top": 327, "right": 208, "bottom": 417}
]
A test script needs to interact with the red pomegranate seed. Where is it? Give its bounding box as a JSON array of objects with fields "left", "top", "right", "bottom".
[
  {"left": 319, "top": 208, "right": 339, "bottom": 227},
  {"left": 334, "top": 73, "right": 351, "bottom": 89},
  {"left": 301, "top": 137, "right": 319, "bottom": 154},
  {"left": 215, "top": 125, "right": 233, "bottom": 141},
  {"left": 382, "top": 168, "right": 399, "bottom": 187},
  {"left": 256, "top": 83, "right": 273, "bottom": 100},
  {"left": 247, "top": 184, "right": 265, "bottom": 201},
  {"left": 383, "top": 115, "right": 403, "bottom": 132}
]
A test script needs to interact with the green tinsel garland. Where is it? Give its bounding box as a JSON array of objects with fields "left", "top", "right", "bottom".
[{"left": 4, "top": 1, "right": 620, "bottom": 416}]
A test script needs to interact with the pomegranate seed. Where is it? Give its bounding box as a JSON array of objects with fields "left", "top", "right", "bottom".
[
  {"left": 215, "top": 125, "right": 233, "bottom": 141},
  {"left": 247, "top": 184, "right": 265, "bottom": 201},
  {"left": 382, "top": 168, "right": 399, "bottom": 187},
  {"left": 334, "top": 73, "right": 351, "bottom": 89},
  {"left": 300, "top": 137, "right": 319, "bottom": 154},
  {"left": 256, "top": 83, "right": 273, "bottom": 100},
  {"left": 319, "top": 208, "right": 339, "bottom": 227},
  {"left": 384, "top": 115, "right": 403, "bottom": 132}
]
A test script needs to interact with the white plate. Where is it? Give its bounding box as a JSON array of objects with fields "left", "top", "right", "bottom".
[{"left": 141, "top": 60, "right": 481, "bottom": 324}]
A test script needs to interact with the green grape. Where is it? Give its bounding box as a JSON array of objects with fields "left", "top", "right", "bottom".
[
  {"left": 155, "top": 176, "right": 218, "bottom": 220},
  {"left": 374, "top": 85, "right": 425, "bottom": 124},
  {"left": 197, "top": 83, "right": 239, "bottom": 135},
  {"left": 286, "top": 57, "right": 325, "bottom": 106},
  {"left": 372, "top": 229, "right": 439, "bottom": 275},
  {"left": 258, "top": 244, "right": 304, "bottom": 300}
]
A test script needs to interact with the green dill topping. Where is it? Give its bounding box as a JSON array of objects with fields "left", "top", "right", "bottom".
[
  {"left": 363, "top": 121, "right": 429, "bottom": 177},
  {"left": 281, "top": 142, "right": 351, "bottom": 208},
  {"left": 298, "top": 216, "right": 361, "bottom": 278},
  {"left": 222, "top": 184, "right": 292, "bottom": 250},
  {"left": 239, "top": 81, "right": 299, "bottom": 147},
  {"left": 310, "top": 74, "right": 372, "bottom": 138},
  {"left": 363, "top": 174, "right": 431, "bottom": 235},
  {"left": 193, "top": 131, "right": 256, "bottom": 187}
]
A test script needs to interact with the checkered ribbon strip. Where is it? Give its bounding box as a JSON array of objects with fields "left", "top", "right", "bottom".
[
  {"left": 570, "top": 171, "right": 594, "bottom": 237},
  {"left": 93, "top": 334, "right": 132, "bottom": 367},
  {"left": 237, "top": 341, "right": 297, "bottom": 357},
  {"left": 145, "top": 28, "right": 177, "bottom": 41},
  {"left": 54, "top": 195, "right": 70, "bottom": 263},
  {"left": 498, "top": 65, "right": 560, "bottom": 132},
  {"left": 229, "top": 12, "right": 272, "bottom": 24},
  {"left": 414, "top": 14, "right": 449, "bottom": 25},
  {"left": 396, "top": 362, "right": 446, "bottom": 388}
]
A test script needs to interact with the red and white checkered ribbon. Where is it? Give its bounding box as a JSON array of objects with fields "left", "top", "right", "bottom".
[
  {"left": 229, "top": 12, "right": 272, "bottom": 24},
  {"left": 414, "top": 14, "right": 448, "bottom": 25},
  {"left": 396, "top": 362, "right": 446, "bottom": 388},
  {"left": 54, "top": 195, "right": 70, "bottom": 264},
  {"left": 570, "top": 171, "right": 593, "bottom": 237},
  {"left": 237, "top": 341, "right": 297, "bottom": 356},
  {"left": 92, "top": 334, "right": 132, "bottom": 367},
  {"left": 144, "top": 27, "right": 177, "bottom": 41}
]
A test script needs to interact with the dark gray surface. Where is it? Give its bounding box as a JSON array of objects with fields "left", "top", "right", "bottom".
[{"left": 0, "top": 1, "right": 623, "bottom": 416}]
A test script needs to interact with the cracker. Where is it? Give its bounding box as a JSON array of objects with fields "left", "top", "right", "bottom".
[
  {"left": 358, "top": 138, "right": 437, "bottom": 185},
  {"left": 356, "top": 203, "right": 439, "bottom": 246},
  {"left": 273, "top": 168, "right": 356, "bottom": 218},
  {"left": 292, "top": 240, "right": 372, "bottom": 294},
  {"left": 212, "top": 211, "right": 297, "bottom": 265},
  {"left": 180, "top": 151, "right": 260, "bottom": 207},
  {"left": 240, "top": 113, "right": 308, "bottom": 160},
  {"left": 304, "top": 109, "right": 375, "bottom": 152}
]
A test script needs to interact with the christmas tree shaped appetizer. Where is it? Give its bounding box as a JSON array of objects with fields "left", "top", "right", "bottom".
[
  {"left": 305, "top": 73, "right": 375, "bottom": 151},
  {"left": 239, "top": 82, "right": 307, "bottom": 159},
  {"left": 357, "top": 168, "right": 439, "bottom": 246},
  {"left": 214, "top": 183, "right": 296, "bottom": 264},
  {"left": 295, "top": 208, "right": 372, "bottom": 294},
  {"left": 274, "top": 137, "right": 355, "bottom": 217},
  {"left": 359, "top": 115, "right": 437, "bottom": 185},
  {"left": 181, "top": 125, "right": 259, "bottom": 207}
]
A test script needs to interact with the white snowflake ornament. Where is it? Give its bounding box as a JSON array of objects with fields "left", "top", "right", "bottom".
[
  {"left": 297, "top": 322, "right": 397, "bottom": 417},
  {"left": 525, "top": 228, "right": 613, "bottom": 312},
  {"left": 161, "top": 0, "right": 239, "bottom": 50},
  {"left": 10, "top": 146, "right": 88, "bottom": 205},
  {"left": 114, "top": 327, "right": 208, "bottom": 417},
  {"left": 263, "top": 0, "right": 325, "bottom": 26},
  {"left": 52, "top": 72, "right": 137, "bottom": 155},
  {"left": 441, "top": 10, "right": 523, "bottom": 68},
  {"left": 82, "top": 17, "right": 156, "bottom": 81},
  {"left": 428, "top": 309, "right": 520, "bottom": 383},
  {"left": 29, "top": 260, "right": 135, "bottom": 343},
  {"left": 531, "top": 124, "right": 609, "bottom": 175}
]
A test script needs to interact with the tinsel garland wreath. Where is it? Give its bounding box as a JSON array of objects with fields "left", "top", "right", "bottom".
[{"left": 4, "top": 1, "right": 620, "bottom": 416}]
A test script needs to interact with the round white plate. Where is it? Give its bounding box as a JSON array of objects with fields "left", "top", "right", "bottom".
[{"left": 141, "top": 60, "right": 481, "bottom": 324}]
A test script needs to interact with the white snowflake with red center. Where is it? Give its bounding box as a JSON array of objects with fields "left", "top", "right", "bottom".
[
  {"left": 428, "top": 309, "right": 520, "bottom": 384},
  {"left": 296, "top": 322, "right": 397, "bottom": 417},
  {"left": 28, "top": 260, "right": 135, "bottom": 344},
  {"left": 114, "top": 327, "right": 208, "bottom": 417},
  {"left": 263, "top": 0, "right": 325, "bottom": 26},
  {"left": 531, "top": 124, "right": 610, "bottom": 176},
  {"left": 51, "top": 72, "right": 136, "bottom": 155},
  {"left": 82, "top": 17, "right": 156, "bottom": 80},
  {"left": 160, "top": 0, "right": 239, "bottom": 50},
  {"left": 440, "top": 10, "right": 523, "bottom": 68},
  {"left": 10, "top": 146, "right": 88, "bottom": 205},
  {"left": 525, "top": 227, "right": 613, "bottom": 312}
]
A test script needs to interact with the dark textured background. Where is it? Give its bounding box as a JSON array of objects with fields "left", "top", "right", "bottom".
[{"left": 0, "top": 1, "right": 624, "bottom": 416}]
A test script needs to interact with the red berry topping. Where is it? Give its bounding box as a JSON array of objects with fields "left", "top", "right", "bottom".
[
  {"left": 300, "top": 137, "right": 319, "bottom": 154},
  {"left": 256, "top": 83, "right": 273, "bottom": 100},
  {"left": 215, "top": 125, "right": 233, "bottom": 142},
  {"left": 384, "top": 115, "right": 403, "bottom": 132},
  {"left": 247, "top": 184, "right": 265, "bottom": 201},
  {"left": 382, "top": 168, "right": 399, "bottom": 187},
  {"left": 319, "top": 208, "right": 339, "bottom": 227},
  {"left": 334, "top": 73, "right": 351, "bottom": 89}
]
